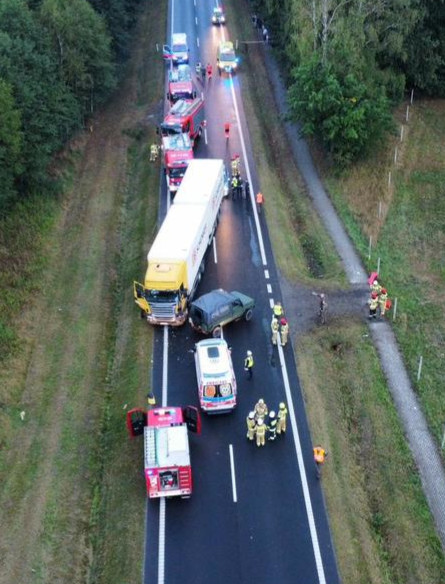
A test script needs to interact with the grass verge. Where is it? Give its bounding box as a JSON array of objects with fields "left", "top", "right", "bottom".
[
  {"left": 297, "top": 322, "right": 445, "bottom": 584},
  {"left": 325, "top": 100, "right": 445, "bottom": 442}
]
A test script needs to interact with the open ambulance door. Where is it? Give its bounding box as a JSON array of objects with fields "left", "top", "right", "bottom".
[
  {"left": 126, "top": 408, "right": 147, "bottom": 438},
  {"left": 162, "top": 45, "right": 173, "bottom": 60},
  {"left": 183, "top": 406, "right": 201, "bottom": 434},
  {"left": 133, "top": 282, "right": 150, "bottom": 314}
]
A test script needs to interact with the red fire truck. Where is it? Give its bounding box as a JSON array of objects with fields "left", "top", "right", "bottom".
[
  {"left": 126, "top": 405, "right": 201, "bottom": 498},
  {"left": 160, "top": 98, "right": 205, "bottom": 146},
  {"left": 161, "top": 132, "right": 194, "bottom": 192},
  {"left": 167, "top": 64, "right": 196, "bottom": 103}
]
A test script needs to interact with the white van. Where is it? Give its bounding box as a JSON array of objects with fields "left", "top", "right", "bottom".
[
  {"left": 194, "top": 339, "right": 237, "bottom": 414},
  {"left": 171, "top": 33, "right": 189, "bottom": 64}
]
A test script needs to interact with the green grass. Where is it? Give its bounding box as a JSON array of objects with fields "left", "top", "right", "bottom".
[
  {"left": 0, "top": 194, "right": 60, "bottom": 362},
  {"left": 297, "top": 323, "right": 445, "bottom": 584},
  {"left": 326, "top": 100, "right": 445, "bottom": 442}
]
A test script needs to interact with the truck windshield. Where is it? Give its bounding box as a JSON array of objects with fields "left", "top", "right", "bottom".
[
  {"left": 173, "top": 43, "right": 187, "bottom": 53},
  {"left": 161, "top": 124, "right": 182, "bottom": 136},
  {"left": 147, "top": 289, "right": 178, "bottom": 303},
  {"left": 222, "top": 52, "right": 236, "bottom": 62},
  {"left": 170, "top": 167, "right": 187, "bottom": 179}
]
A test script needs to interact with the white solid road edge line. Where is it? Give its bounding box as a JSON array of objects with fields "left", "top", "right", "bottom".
[
  {"left": 277, "top": 342, "right": 327, "bottom": 584},
  {"left": 229, "top": 444, "right": 238, "bottom": 502},
  {"left": 219, "top": 27, "right": 267, "bottom": 267},
  {"left": 157, "top": 498, "right": 166, "bottom": 584}
]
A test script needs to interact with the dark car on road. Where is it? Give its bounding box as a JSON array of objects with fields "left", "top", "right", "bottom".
[
  {"left": 189, "top": 289, "right": 255, "bottom": 337},
  {"left": 212, "top": 6, "right": 226, "bottom": 25}
]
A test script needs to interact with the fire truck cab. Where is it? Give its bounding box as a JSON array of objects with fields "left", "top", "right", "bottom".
[
  {"left": 162, "top": 132, "right": 194, "bottom": 192},
  {"left": 127, "top": 405, "right": 201, "bottom": 499},
  {"left": 160, "top": 98, "right": 205, "bottom": 147},
  {"left": 167, "top": 65, "right": 196, "bottom": 103}
]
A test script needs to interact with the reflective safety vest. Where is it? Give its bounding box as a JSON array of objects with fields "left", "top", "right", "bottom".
[
  {"left": 313, "top": 447, "right": 326, "bottom": 463},
  {"left": 246, "top": 417, "right": 256, "bottom": 430},
  {"left": 273, "top": 304, "right": 283, "bottom": 317},
  {"left": 369, "top": 296, "right": 379, "bottom": 310},
  {"left": 245, "top": 355, "right": 254, "bottom": 369}
]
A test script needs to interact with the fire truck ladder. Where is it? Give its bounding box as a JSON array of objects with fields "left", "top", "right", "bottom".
[{"left": 145, "top": 427, "right": 157, "bottom": 467}]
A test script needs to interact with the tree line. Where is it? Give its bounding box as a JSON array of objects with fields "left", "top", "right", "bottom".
[
  {"left": 0, "top": 0, "right": 143, "bottom": 210},
  {"left": 252, "top": 0, "right": 445, "bottom": 166}
]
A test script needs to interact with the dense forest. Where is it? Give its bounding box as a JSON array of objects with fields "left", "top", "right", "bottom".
[
  {"left": 252, "top": 0, "right": 445, "bottom": 165},
  {"left": 0, "top": 0, "right": 142, "bottom": 210}
]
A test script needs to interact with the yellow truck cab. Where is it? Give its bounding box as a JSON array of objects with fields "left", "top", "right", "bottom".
[{"left": 216, "top": 41, "right": 238, "bottom": 74}]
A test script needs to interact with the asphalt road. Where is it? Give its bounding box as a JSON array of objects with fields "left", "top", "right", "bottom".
[{"left": 142, "top": 1, "right": 341, "bottom": 583}]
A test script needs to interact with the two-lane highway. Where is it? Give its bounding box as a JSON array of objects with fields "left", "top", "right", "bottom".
[{"left": 143, "top": 1, "right": 341, "bottom": 583}]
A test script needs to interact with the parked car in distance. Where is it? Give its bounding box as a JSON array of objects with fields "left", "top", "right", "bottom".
[
  {"left": 194, "top": 338, "right": 236, "bottom": 413},
  {"left": 189, "top": 289, "right": 255, "bottom": 337},
  {"left": 212, "top": 6, "right": 226, "bottom": 25}
]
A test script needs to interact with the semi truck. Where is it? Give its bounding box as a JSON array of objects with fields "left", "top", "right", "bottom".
[
  {"left": 126, "top": 406, "right": 201, "bottom": 498},
  {"left": 134, "top": 159, "right": 227, "bottom": 325},
  {"left": 162, "top": 132, "right": 194, "bottom": 192},
  {"left": 160, "top": 98, "right": 205, "bottom": 147}
]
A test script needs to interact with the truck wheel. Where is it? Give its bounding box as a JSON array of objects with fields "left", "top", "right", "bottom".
[
  {"left": 244, "top": 309, "right": 253, "bottom": 322},
  {"left": 212, "top": 326, "right": 222, "bottom": 338}
]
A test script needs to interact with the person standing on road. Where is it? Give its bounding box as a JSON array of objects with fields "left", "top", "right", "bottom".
[
  {"left": 244, "top": 350, "right": 254, "bottom": 379},
  {"left": 273, "top": 300, "right": 283, "bottom": 319},
  {"left": 271, "top": 316, "right": 279, "bottom": 345},
  {"left": 244, "top": 179, "right": 250, "bottom": 200},
  {"left": 276, "top": 402, "right": 288, "bottom": 434},
  {"left": 224, "top": 122, "right": 230, "bottom": 140},
  {"left": 280, "top": 318, "right": 289, "bottom": 346},
  {"left": 256, "top": 418, "right": 267, "bottom": 447},
  {"left": 368, "top": 292, "right": 379, "bottom": 319},
  {"left": 254, "top": 398, "right": 268, "bottom": 421},
  {"left": 206, "top": 63, "right": 213, "bottom": 80},
  {"left": 246, "top": 411, "right": 256, "bottom": 441},
  {"left": 231, "top": 174, "right": 239, "bottom": 199},
  {"left": 267, "top": 410, "right": 278, "bottom": 441}
]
